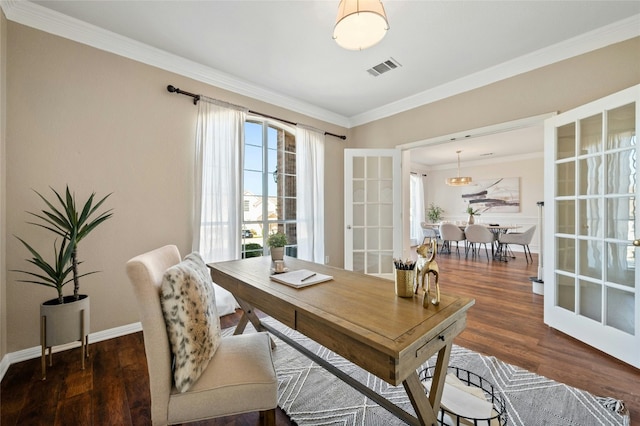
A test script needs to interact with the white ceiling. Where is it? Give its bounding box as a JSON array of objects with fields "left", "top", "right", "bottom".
[{"left": 5, "top": 1, "right": 640, "bottom": 165}]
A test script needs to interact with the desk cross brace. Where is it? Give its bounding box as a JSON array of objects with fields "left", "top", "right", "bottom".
[{"left": 259, "top": 321, "right": 425, "bottom": 426}]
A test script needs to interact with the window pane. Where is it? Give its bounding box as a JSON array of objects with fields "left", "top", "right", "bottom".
[
  {"left": 285, "top": 197, "right": 297, "bottom": 220},
  {"left": 556, "top": 237, "right": 575, "bottom": 273},
  {"left": 244, "top": 170, "right": 262, "bottom": 196},
  {"left": 606, "top": 287, "right": 634, "bottom": 334},
  {"left": 367, "top": 204, "right": 379, "bottom": 226},
  {"left": 556, "top": 273, "right": 575, "bottom": 312},
  {"left": 606, "top": 242, "right": 634, "bottom": 288},
  {"left": 578, "top": 198, "right": 602, "bottom": 237},
  {"left": 367, "top": 180, "right": 379, "bottom": 202},
  {"left": 366, "top": 157, "right": 378, "bottom": 178},
  {"left": 557, "top": 123, "right": 575, "bottom": 160},
  {"left": 579, "top": 279, "right": 601, "bottom": 322},
  {"left": 367, "top": 228, "right": 379, "bottom": 250},
  {"left": 579, "top": 113, "right": 602, "bottom": 155},
  {"left": 606, "top": 103, "right": 636, "bottom": 150},
  {"left": 556, "top": 161, "right": 575, "bottom": 196},
  {"left": 366, "top": 252, "right": 380, "bottom": 274},
  {"left": 606, "top": 149, "right": 635, "bottom": 195},
  {"left": 353, "top": 157, "right": 365, "bottom": 178},
  {"left": 607, "top": 197, "right": 635, "bottom": 240},
  {"left": 245, "top": 144, "right": 263, "bottom": 170},
  {"left": 579, "top": 239, "right": 602, "bottom": 280},
  {"left": 578, "top": 156, "right": 602, "bottom": 195},
  {"left": 556, "top": 200, "right": 575, "bottom": 234},
  {"left": 267, "top": 126, "right": 278, "bottom": 150}
]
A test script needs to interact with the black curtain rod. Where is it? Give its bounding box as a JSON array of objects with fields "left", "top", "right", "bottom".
[
  {"left": 410, "top": 172, "right": 427, "bottom": 176},
  {"left": 167, "top": 85, "right": 346, "bottom": 140}
]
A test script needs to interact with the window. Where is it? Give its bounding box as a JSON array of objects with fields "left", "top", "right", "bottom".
[{"left": 242, "top": 120, "right": 298, "bottom": 258}]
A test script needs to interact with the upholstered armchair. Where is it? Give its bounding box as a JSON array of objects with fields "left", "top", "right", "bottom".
[
  {"left": 498, "top": 226, "right": 536, "bottom": 263},
  {"left": 464, "top": 224, "right": 494, "bottom": 261},
  {"left": 126, "top": 245, "right": 277, "bottom": 425},
  {"left": 439, "top": 223, "right": 466, "bottom": 256}
]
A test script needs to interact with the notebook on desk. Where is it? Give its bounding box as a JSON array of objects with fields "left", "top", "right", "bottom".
[{"left": 270, "top": 269, "right": 333, "bottom": 288}]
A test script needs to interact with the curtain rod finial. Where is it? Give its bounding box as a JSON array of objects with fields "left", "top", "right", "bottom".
[{"left": 167, "top": 85, "right": 178, "bottom": 93}]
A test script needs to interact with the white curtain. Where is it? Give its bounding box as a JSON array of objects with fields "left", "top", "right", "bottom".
[
  {"left": 410, "top": 174, "right": 425, "bottom": 246},
  {"left": 296, "top": 125, "right": 325, "bottom": 262},
  {"left": 193, "top": 96, "right": 247, "bottom": 263}
]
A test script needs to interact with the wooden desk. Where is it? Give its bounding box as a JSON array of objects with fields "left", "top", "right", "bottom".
[{"left": 209, "top": 256, "right": 474, "bottom": 426}]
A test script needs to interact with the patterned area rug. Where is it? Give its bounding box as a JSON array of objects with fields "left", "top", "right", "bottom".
[{"left": 222, "top": 318, "right": 630, "bottom": 426}]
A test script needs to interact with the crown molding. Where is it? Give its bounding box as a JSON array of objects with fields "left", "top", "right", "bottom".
[
  {"left": 0, "top": 0, "right": 351, "bottom": 128},
  {"left": 2, "top": 1, "right": 638, "bottom": 129},
  {"left": 349, "top": 13, "right": 640, "bottom": 127}
]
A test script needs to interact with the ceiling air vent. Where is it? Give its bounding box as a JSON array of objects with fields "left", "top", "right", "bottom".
[{"left": 366, "top": 57, "right": 402, "bottom": 77}]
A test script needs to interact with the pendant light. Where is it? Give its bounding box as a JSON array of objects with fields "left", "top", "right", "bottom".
[
  {"left": 333, "top": 0, "right": 389, "bottom": 51},
  {"left": 446, "top": 151, "right": 472, "bottom": 186}
]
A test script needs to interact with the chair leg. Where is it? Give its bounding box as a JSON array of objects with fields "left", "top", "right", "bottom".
[
  {"left": 525, "top": 244, "right": 532, "bottom": 263},
  {"left": 260, "top": 408, "right": 276, "bottom": 426}
]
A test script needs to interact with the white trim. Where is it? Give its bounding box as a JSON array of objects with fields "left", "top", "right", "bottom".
[
  {"left": 0, "top": 321, "right": 142, "bottom": 382},
  {"left": 0, "top": 0, "right": 637, "bottom": 128}
]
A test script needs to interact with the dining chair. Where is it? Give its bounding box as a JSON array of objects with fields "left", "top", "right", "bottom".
[
  {"left": 498, "top": 225, "right": 536, "bottom": 263},
  {"left": 420, "top": 222, "right": 440, "bottom": 246},
  {"left": 126, "top": 245, "right": 278, "bottom": 426},
  {"left": 439, "top": 223, "right": 466, "bottom": 256},
  {"left": 464, "top": 224, "right": 494, "bottom": 261}
]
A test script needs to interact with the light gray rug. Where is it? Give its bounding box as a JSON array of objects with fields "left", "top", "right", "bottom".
[{"left": 223, "top": 318, "right": 630, "bottom": 426}]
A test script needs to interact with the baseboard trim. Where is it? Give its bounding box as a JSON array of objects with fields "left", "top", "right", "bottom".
[{"left": 0, "top": 321, "right": 142, "bottom": 382}]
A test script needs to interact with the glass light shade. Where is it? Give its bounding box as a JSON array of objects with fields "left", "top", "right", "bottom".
[
  {"left": 333, "top": 0, "right": 389, "bottom": 50},
  {"left": 445, "top": 176, "right": 473, "bottom": 186}
]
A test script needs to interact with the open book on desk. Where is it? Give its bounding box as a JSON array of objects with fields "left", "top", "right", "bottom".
[{"left": 270, "top": 269, "right": 333, "bottom": 288}]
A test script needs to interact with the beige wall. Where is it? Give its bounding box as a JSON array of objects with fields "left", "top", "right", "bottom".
[
  {"left": 4, "top": 22, "right": 346, "bottom": 353},
  {"left": 1, "top": 9, "right": 7, "bottom": 360}
]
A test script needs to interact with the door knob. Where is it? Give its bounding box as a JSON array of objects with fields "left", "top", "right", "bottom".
[{"left": 634, "top": 239, "right": 640, "bottom": 247}]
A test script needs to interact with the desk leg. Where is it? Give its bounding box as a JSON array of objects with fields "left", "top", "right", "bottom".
[
  {"left": 403, "top": 342, "right": 452, "bottom": 426},
  {"left": 234, "top": 297, "right": 276, "bottom": 349}
]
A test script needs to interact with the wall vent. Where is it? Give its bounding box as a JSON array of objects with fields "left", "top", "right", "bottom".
[{"left": 366, "top": 57, "right": 402, "bottom": 77}]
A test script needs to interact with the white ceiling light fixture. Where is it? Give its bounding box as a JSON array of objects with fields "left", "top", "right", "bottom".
[
  {"left": 333, "top": 0, "right": 389, "bottom": 51},
  {"left": 446, "top": 150, "right": 473, "bottom": 186}
]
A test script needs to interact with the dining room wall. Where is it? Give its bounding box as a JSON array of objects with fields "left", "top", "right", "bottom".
[{"left": 414, "top": 154, "right": 544, "bottom": 253}]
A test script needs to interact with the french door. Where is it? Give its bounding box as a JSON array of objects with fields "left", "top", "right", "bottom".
[
  {"left": 344, "top": 149, "right": 401, "bottom": 276},
  {"left": 544, "top": 84, "right": 639, "bottom": 368}
]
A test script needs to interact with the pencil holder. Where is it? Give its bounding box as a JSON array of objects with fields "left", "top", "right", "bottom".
[{"left": 394, "top": 267, "right": 415, "bottom": 298}]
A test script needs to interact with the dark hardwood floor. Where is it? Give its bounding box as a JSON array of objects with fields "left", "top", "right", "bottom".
[{"left": 2, "top": 251, "right": 638, "bottom": 425}]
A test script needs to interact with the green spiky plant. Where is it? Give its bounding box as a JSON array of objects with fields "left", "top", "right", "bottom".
[
  {"left": 24, "top": 186, "right": 113, "bottom": 301},
  {"left": 13, "top": 234, "right": 76, "bottom": 305}
]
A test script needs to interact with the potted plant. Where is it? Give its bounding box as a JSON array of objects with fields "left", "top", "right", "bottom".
[
  {"left": 466, "top": 206, "right": 480, "bottom": 224},
  {"left": 266, "top": 231, "right": 287, "bottom": 261},
  {"left": 13, "top": 186, "right": 112, "bottom": 378},
  {"left": 427, "top": 203, "right": 444, "bottom": 223}
]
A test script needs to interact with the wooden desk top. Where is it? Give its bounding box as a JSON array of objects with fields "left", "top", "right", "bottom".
[{"left": 209, "top": 256, "right": 475, "bottom": 385}]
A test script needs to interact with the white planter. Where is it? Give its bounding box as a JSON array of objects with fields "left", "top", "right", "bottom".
[
  {"left": 40, "top": 294, "right": 90, "bottom": 379},
  {"left": 270, "top": 246, "right": 284, "bottom": 261}
]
